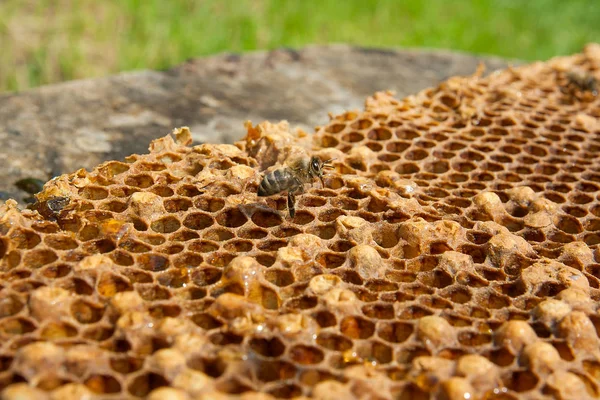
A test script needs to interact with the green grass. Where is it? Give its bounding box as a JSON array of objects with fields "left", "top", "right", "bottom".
[{"left": 1, "top": 0, "right": 598, "bottom": 93}]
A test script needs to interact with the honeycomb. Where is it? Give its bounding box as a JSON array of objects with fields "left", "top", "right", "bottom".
[{"left": 1, "top": 44, "right": 600, "bottom": 400}]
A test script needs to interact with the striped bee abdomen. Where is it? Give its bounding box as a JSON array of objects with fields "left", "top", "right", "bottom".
[{"left": 257, "top": 168, "right": 299, "bottom": 197}]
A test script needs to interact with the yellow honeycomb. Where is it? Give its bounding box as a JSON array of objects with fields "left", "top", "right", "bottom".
[{"left": 1, "top": 44, "right": 600, "bottom": 399}]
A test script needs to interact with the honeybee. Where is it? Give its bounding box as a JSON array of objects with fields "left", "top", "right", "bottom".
[
  {"left": 564, "top": 71, "right": 598, "bottom": 97},
  {"left": 257, "top": 156, "right": 333, "bottom": 218}
]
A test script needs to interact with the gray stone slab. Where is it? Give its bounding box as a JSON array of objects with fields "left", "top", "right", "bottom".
[{"left": 0, "top": 45, "right": 518, "bottom": 204}]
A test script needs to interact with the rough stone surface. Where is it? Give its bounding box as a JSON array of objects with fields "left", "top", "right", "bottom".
[{"left": 0, "top": 45, "right": 516, "bottom": 203}]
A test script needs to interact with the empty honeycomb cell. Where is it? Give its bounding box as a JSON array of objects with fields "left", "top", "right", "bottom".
[
  {"left": 82, "top": 237, "right": 116, "bottom": 254},
  {"left": 157, "top": 153, "right": 182, "bottom": 163},
  {"left": 570, "top": 192, "right": 594, "bottom": 205},
  {"left": 205, "top": 252, "right": 236, "bottom": 268},
  {"left": 40, "top": 264, "right": 71, "bottom": 279},
  {"left": 127, "top": 372, "right": 169, "bottom": 397},
  {"left": 365, "top": 142, "right": 383, "bottom": 152},
  {"left": 191, "top": 267, "right": 222, "bottom": 286},
  {"left": 249, "top": 337, "right": 285, "bottom": 358},
  {"left": 423, "top": 161, "right": 450, "bottom": 174},
  {"left": 79, "top": 186, "right": 109, "bottom": 200},
  {"left": 188, "top": 240, "right": 220, "bottom": 254},
  {"left": 137, "top": 253, "right": 170, "bottom": 271},
  {"left": 159, "top": 244, "right": 184, "bottom": 255},
  {"left": 504, "top": 370, "right": 539, "bottom": 393},
  {"left": 71, "top": 300, "right": 104, "bottom": 324},
  {"left": 377, "top": 321, "right": 413, "bottom": 344},
  {"left": 111, "top": 185, "right": 138, "bottom": 198},
  {"left": 583, "top": 233, "right": 600, "bottom": 245},
  {"left": 361, "top": 303, "right": 394, "bottom": 320},
  {"left": 182, "top": 212, "right": 214, "bottom": 231},
  {"left": 193, "top": 197, "right": 224, "bottom": 213},
  {"left": 97, "top": 272, "right": 132, "bottom": 296},
  {"left": 404, "top": 149, "right": 429, "bottom": 161},
  {"left": 338, "top": 316, "right": 375, "bottom": 341},
  {"left": 221, "top": 239, "right": 252, "bottom": 252},
  {"left": 109, "top": 250, "right": 134, "bottom": 266},
  {"left": 163, "top": 198, "right": 193, "bottom": 213},
  {"left": 138, "top": 161, "right": 167, "bottom": 172},
  {"left": 99, "top": 161, "right": 130, "bottom": 178},
  {"left": 202, "top": 228, "right": 234, "bottom": 242},
  {"left": 577, "top": 182, "right": 599, "bottom": 193},
  {"left": 305, "top": 224, "right": 334, "bottom": 240},
  {"left": 0, "top": 317, "right": 36, "bottom": 335},
  {"left": 139, "top": 233, "right": 166, "bottom": 245},
  {"left": 0, "top": 294, "right": 24, "bottom": 319},
  {"left": 524, "top": 145, "right": 548, "bottom": 158},
  {"left": 585, "top": 218, "right": 600, "bottom": 232},
  {"left": 553, "top": 215, "right": 583, "bottom": 234},
  {"left": 130, "top": 218, "right": 149, "bottom": 232},
  {"left": 250, "top": 210, "right": 283, "bottom": 228},
  {"left": 285, "top": 296, "right": 318, "bottom": 311},
  {"left": 190, "top": 313, "right": 222, "bottom": 330},
  {"left": 99, "top": 200, "right": 128, "bottom": 213},
  {"left": 319, "top": 135, "right": 339, "bottom": 148},
  {"left": 151, "top": 216, "right": 181, "bottom": 234},
  {"left": 264, "top": 269, "right": 294, "bottom": 287},
  {"left": 77, "top": 224, "right": 100, "bottom": 241},
  {"left": 150, "top": 185, "right": 175, "bottom": 197},
  {"left": 137, "top": 284, "right": 172, "bottom": 301},
  {"left": 22, "top": 249, "right": 58, "bottom": 269},
  {"left": 157, "top": 269, "right": 189, "bottom": 289},
  {"left": 316, "top": 252, "right": 346, "bottom": 269},
  {"left": 214, "top": 208, "right": 248, "bottom": 228},
  {"left": 40, "top": 321, "right": 78, "bottom": 339},
  {"left": 370, "top": 225, "right": 399, "bottom": 249},
  {"left": 367, "top": 128, "right": 392, "bottom": 141},
  {"left": 124, "top": 174, "right": 154, "bottom": 188},
  {"left": 82, "top": 325, "right": 114, "bottom": 341},
  {"left": 209, "top": 331, "right": 244, "bottom": 346},
  {"left": 255, "top": 254, "right": 276, "bottom": 267},
  {"left": 341, "top": 132, "right": 364, "bottom": 143},
  {"left": 9, "top": 229, "right": 41, "bottom": 250}
]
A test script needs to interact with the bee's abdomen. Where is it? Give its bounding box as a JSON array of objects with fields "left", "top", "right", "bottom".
[{"left": 258, "top": 168, "right": 297, "bottom": 197}]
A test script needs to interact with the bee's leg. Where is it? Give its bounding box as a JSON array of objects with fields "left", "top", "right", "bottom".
[{"left": 287, "top": 192, "right": 296, "bottom": 219}]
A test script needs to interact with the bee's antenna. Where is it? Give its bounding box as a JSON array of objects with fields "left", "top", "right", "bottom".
[{"left": 322, "top": 158, "right": 336, "bottom": 169}]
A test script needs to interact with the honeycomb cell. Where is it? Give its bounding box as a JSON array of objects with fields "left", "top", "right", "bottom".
[
  {"left": 251, "top": 210, "right": 283, "bottom": 228},
  {"left": 19, "top": 250, "right": 57, "bottom": 271},
  {"left": 215, "top": 208, "right": 248, "bottom": 228},
  {"left": 163, "top": 198, "right": 193, "bottom": 213},
  {"left": 99, "top": 200, "right": 128, "bottom": 213},
  {"left": 339, "top": 316, "right": 375, "bottom": 339},
  {"left": 124, "top": 174, "right": 154, "bottom": 188},
  {"left": 341, "top": 132, "right": 364, "bottom": 143},
  {"left": 71, "top": 300, "right": 104, "bottom": 324},
  {"left": 79, "top": 186, "right": 109, "bottom": 200},
  {"left": 289, "top": 345, "right": 324, "bottom": 365},
  {"left": 203, "top": 228, "right": 235, "bottom": 241},
  {"left": 183, "top": 212, "right": 214, "bottom": 230},
  {"left": 195, "top": 197, "right": 225, "bottom": 212},
  {"left": 249, "top": 337, "right": 285, "bottom": 358},
  {"left": 377, "top": 321, "right": 413, "bottom": 343},
  {"left": 138, "top": 253, "right": 170, "bottom": 271},
  {"left": 128, "top": 373, "right": 169, "bottom": 397},
  {"left": 10, "top": 229, "right": 42, "bottom": 250},
  {"left": 264, "top": 269, "right": 294, "bottom": 287},
  {"left": 151, "top": 216, "right": 181, "bottom": 234}
]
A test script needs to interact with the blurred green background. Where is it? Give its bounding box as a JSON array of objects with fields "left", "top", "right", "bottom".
[{"left": 1, "top": 0, "right": 598, "bottom": 93}]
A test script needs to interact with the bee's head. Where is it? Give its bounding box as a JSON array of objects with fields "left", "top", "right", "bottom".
[{"left": 309, "top": 156, "right": 334, "bottom": 188}]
